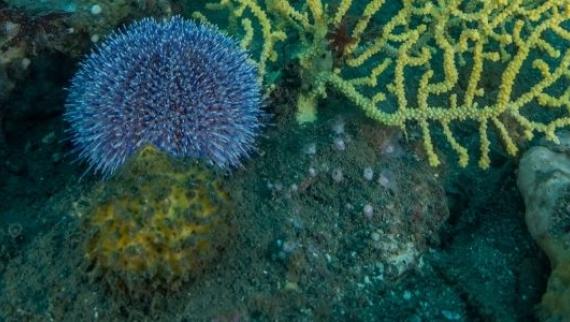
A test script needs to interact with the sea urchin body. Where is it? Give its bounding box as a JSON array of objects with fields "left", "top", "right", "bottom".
[{"left": 65, "top": 16, "right": 262, "bottom": 176}]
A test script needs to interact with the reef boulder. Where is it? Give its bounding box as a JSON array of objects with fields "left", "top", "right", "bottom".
[{"left": 518, "top": 132, "right": 570, "bottom": 321}]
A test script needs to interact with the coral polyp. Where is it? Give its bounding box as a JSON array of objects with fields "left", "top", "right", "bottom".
[
  {"left": 65, "top": 16, "right": 262, "bottom": 177},
  {"left": 82, "top": 146, "right": 232, "bottom": 300}
]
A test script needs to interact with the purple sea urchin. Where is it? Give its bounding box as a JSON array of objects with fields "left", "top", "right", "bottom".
[{"left": 65, "top": 16, "right": 262, "bottom": 176}]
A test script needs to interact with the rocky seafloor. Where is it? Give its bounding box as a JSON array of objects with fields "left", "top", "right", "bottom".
[{"left": 0, "top": 0, "right": 565, "bottom": 321}]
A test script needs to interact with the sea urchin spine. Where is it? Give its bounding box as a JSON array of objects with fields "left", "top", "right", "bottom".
[{"left": 65, "top": 16, "right": 262, "bottom": 177}]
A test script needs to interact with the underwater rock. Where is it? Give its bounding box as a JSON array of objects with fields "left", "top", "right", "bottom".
[
  {"left": 261, "top": 118, "right": 449, "bottom": 283},
  {"left": 0, "top": 6, "right": 69, "bottom": 100},
  {"left": 80, "top": 146, "right": 233, "bottom": 302},
  {"left": 517, "top": 132, "right": 570, "bottom": 321}
]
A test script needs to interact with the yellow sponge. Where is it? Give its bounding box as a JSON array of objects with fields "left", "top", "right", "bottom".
[{"left": 82, "top": 146, "right": 232, "bottom": 299}]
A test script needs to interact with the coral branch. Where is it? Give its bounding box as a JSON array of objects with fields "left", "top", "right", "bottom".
[{"left": 196, "top": 0, "right": 570, "bottom": 168}]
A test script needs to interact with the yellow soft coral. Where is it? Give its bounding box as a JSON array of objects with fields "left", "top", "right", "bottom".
[{"left": 197, "top": 0, "right": 570, "bottom": 169}]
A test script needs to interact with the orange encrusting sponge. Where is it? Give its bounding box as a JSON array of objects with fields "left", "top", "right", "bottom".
[{"left": 83, "top": 146, "right": 232, "bottom": 298}]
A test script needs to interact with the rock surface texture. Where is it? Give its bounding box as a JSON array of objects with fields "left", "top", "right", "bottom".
[{"left": 518, "top": 132, "right": 570, "bottom": 321}]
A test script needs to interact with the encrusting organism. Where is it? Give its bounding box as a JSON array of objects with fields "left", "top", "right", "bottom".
[{"left": 82, "top": 146, "right": 233, "bottom": 301}]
